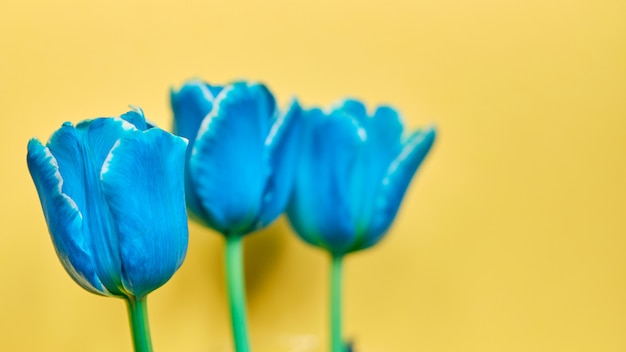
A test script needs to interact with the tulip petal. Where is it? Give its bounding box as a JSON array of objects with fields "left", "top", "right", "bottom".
[
  {"left": 326, "top": 99, "right": 371, "bottom": 239},
  {"left": 120, "top": 107, "right": 148, "bottom": 131},
  {"left": 100, "top": 129, "right": 189, "bottom": 298},
  {"left": 189, "top": 83, "right": 275, "bottom": 235},
  {"left": 348, "top": 106, "right": 404, "bottom": 249},
  {"left": 45, "top": 123, "right": 90, "bottom": 212},
  {"left": 331, "top": 99, "right": 367, "bottom": 125},
  {"left": 369, "top": 106, "right": 404, "bottom": 150},
  {"left": 27, "top": 139, "right": 107, "bottom": 295},
  {"left": 287, "top": 109, "right": 365, "bottom": 254},
  {"left": 257, "top": 99, "right": 304, "bottom": 227},
  {"left": 365, "top": 126, "right": 436, "bottom": 248},
  {"left": 74, "top": 117, "right": 137, "bottom": 177},
  {"left": 171, "top": 80, "right": 218, "bottom": 142},
  {"left": 47, "top": 118, "right": 135, "bottom": 296},
  {"left": 171, "top": 81, "right": 224, "bottom": 225}
]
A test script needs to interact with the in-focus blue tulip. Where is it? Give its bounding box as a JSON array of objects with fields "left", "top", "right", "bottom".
[
  {"left": 171, "top": 80, "right": 302, "bottom": 237},
  {"left": 287, "top": 99, "right": 436, "bottom": 256},
  {"left": 27, "top": 108, "right": 189, "bottom": 299}
]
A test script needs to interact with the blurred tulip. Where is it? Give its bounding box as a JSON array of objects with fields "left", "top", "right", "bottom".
[
  {"left": 171, "top": 80, "right": 302, "bottom": 352},
  {"left": 287, "top": 99, "right": 436, "bottom": 255},
  {"left": 171, "top": 80, "right": 303, "bottom": 236},
  {"left": 27, "top": 108, "right": 189, "bottom": 352},
  {"left": 286, "top": 99, "right": 436, "bottom": 352}
]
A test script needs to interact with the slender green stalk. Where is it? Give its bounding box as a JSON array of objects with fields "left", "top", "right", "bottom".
[
  {"left": 225, "top": 235, "right": 250, "bottom": 352},
  {"left": 125, "top": 295, "right": 153, "bottom": 352},
  {"left": 330, "top": 254, "right": 344, "bottom": 352}
]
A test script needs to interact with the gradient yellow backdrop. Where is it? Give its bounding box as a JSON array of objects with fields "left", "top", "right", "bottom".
[{"left": 1, "top": 0, "right": 625, "bottom": 351}]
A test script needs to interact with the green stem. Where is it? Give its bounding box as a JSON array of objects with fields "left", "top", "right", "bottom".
[
  {"left": 225, "top": 235, "right": 250, "bottom": 352},
  {"left": 125, "top": 295, "right": 153, "bottom": 352},
  {"left": 330, "top": 254, "right": 344, "bottom": 352}
]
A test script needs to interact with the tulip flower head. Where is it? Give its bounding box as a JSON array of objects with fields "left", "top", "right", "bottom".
[
  {"left": 27, "top": 108, "right": 189, "bottom": 299},
  {"left": 171, "top": 80, "right": 302, "bottom": 237},
  {"left": 172, "top": 80, "right": 303, "bottom": 352},
  {"left": 286, "top": 99, "right": 436, "bottom": 352},
  {"left": 287, "top": 99, "right": 436, "bottom": 256}
]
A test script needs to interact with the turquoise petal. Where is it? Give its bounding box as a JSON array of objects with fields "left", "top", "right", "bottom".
[
  {"left": 368, "top": 106, "right": 404, "bottom": 150},
  {"left": 287, "top": 109, "right": 365, "bottom": 254},
  {"left": 120, "top": 107, "right": 148, "bottom": 131},
  {"left": 257, "top": 99, "right": 304, "bottom": 228},
  {"left": 189, "top": 83, "right": 275, "bottom": 235},
  {"left": 100, "top": 128, "right": 189, "bottom": 298},
  {"left": 171, "top": 80, "right": 219, "bottom": 142},
  {"left": 27, "top": 139, "right": 107, "bottom": 295},
  {"left": 48, "top": 118, "right": 135, "bottom": 296},
  {"left": 171, "top": 81, "right": 223, "bottom": 225},
  {"left": 348, "top": 105, "right": 404, "bottom": 249},
  {"left": 331, "top": 98, "right": 367, "bottom": 126},
  {"left": 365, "top": 126, "right": 436, "bottom": 248}
]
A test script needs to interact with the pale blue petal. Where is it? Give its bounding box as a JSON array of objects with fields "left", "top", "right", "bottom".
[
  {"left": 27, "top": 138, "right": 107, "bottom": 295},
  {"left": 286, "top": 109, "right": 365, "bottom": 255},
  {"left": 48, "top": 118, "right": 134, "bottom": 296},
  {"left": 257, "top": 99, "right": 304, "bottom": 228},
  {"left": 100, "top": 129, "right": 189, "bottom": 298},
  {"left": 171, "top": 81, "right": 223, "bottom": 225},
  {"left": 364, "top": 126, "right": 436, "bottom": 248},
  {"left": 189, "top": 83, "right": 275, "bottom": 235}
]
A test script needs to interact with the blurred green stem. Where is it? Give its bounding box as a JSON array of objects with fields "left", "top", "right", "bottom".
[
  {"left": 331, "top": 253, "right": 344, "bottom": 352},
  {"left": 226, "top": 235, "right": 250, "bottom": 352},
  {"left": 125, "top": 295, "right": 153, "bottom": 352}
]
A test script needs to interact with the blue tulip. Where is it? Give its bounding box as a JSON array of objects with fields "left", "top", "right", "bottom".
[
  {"left": 171, "top": 80, "right": 302, "bottom": 236},
  {"left": 286, "top": 99, "right": 436, "bottom": 256},
  {"left": 27, "top": 108, "right": 189, "bottom": 299},
  {"left": 171, "top": 80, "right": 302, "bottom": 352}
]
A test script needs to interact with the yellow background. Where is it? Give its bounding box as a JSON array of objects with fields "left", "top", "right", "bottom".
[{"left": 1, "top": 0, "right": 625, "bottom": 351}]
